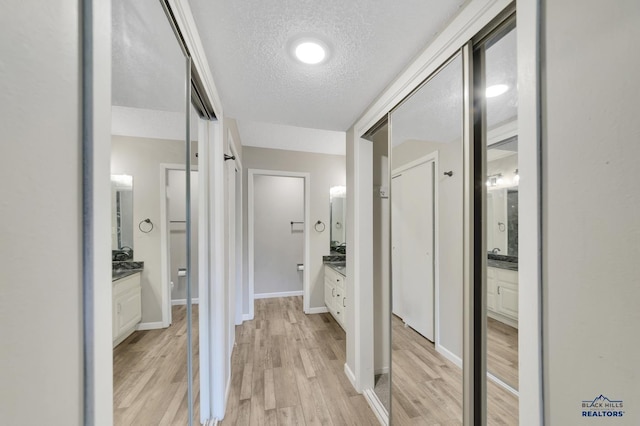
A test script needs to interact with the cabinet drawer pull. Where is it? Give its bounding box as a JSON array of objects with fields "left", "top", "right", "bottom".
[
  {"left": 343, "top": 297, "right": 346, "bottom": 308},
  {"left": 497, "top": 286, "right": 501, "bottom": 295},
  {"left": 332, "top": 288, "right": 335, "bottom": 297}
]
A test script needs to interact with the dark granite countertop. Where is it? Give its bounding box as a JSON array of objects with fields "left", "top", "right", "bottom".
[
  {"left": 323, "top": 254, "right": 346, "bottom": 262},
  {"left": 487, "top": 253, "right": 518, "bottom": 271},
  {"left": 112, "top": 269, "right": 142, "bottom": 281},
  {"left": 112, "top": 261, "right": 144, "bottom": 282},
  {"left": 323, "top": 255, "right": 346, "bottom": 276}
]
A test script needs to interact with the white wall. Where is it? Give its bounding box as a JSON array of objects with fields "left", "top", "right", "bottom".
[
  {"left": 238, "top": 120, "right": 346, "bottom": 155},
  {"left": 111, "top": 136, "right": 197, "bottom": 322},
  {"left": 542, "top": 0, "right": 640, "bottom": 423},
  {"left": 0, "top": 1, "right": 84, "bottom": 423},
  {"left": 393, "top": 139, "right": 463, "bottom": 360},
  {"left": 254, "top": 175, "right": 305, "bottom": 295},
  {"left": 242, "top": 147, "right": 346, "bottom": 313}
]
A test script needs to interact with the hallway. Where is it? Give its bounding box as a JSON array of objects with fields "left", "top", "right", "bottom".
[{"left": 222, "top": 297, "right": 379, "bottom": 425}]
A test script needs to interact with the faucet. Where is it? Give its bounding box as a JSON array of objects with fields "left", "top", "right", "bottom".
[{"left": 491, "top": 248, "right": 501, "bottom": 254}]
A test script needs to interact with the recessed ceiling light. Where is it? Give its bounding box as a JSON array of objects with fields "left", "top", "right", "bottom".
[
  {"left": 293, "top": 40, "right": 327, "bottom": 65},
  {"left": 486, "top": 84, "right": 509, "bottom": 98}
]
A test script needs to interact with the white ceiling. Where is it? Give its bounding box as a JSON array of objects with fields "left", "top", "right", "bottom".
[
  {"left": 391, "top": 27, "right": 517, "bottom": 147},
  {"left": 112, "top": 0, "right": 186, "bottom": 113},
  {"left": 187, "top": 0, "right": 468, "bottom": 131},
  {"left": 112, "top": 1, "right": 516, "bottom": 155}
]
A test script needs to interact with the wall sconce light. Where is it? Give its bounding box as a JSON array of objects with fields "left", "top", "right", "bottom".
[{"left": 486, "top": 173, "right": 503, "bottom": 187}]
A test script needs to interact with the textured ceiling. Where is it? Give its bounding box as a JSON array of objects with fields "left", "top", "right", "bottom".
[
  {"left": 188, "top": 0, "right": 468, "bottom": 131},
  {"left": 391, "top": 26, "right": 517, "bottom": 147},
  {"left": 391, "top": 53, "right": 463, "bottom": 146},
  {"left": 112, "top": 0, "right": 186, "bottom": 113}
]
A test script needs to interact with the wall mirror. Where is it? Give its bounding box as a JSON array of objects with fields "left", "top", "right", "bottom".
[
  {"left": 330, "top": 185, "right": 346, "bottom": 252},
  {"left": 487, "top": 137, "right": 518, "bottom": 257},
  {"left": 111, "top": 174, "right": 134, "bottom": 258}
]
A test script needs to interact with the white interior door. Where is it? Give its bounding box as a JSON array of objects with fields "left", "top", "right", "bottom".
[{"left": 394, "top": 160, "right": 435, "bottom": 341}]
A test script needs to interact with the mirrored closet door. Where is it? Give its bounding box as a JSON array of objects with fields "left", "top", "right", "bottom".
[
  {"left": 111, "top": 0, "right": 200, "bottom": 424},
  {"left": 388, "top": 53, "right": 464, "bottom": 425},
  {"left": 473, "top": 16, "right": 520, "bottom": 425}
]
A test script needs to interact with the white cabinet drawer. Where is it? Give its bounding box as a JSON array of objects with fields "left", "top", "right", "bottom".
[
  {"left": 113, "top": 271, "right": 142, "bottom": 347},
  {"left": 324, "top": 265, "right": 346, "bottom": 330}
]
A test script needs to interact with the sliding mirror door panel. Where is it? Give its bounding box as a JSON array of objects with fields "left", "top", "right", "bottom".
[
  {"left": 112, "top": 0, "right": 198, "bottom": 424},
  {"left": 389, "top": 53, "right": 464, "bottom": 425},
  {"left": 474, "top": 16, "right": 520, "bottom": 425}
]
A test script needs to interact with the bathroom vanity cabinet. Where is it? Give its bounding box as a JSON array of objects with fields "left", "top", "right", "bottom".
[
  {"left": 112, "top": 271, "right": 142, "bottom": 347},
  {"left": 487, "top": 266, "right": 518, "bottom": 328},
  {"left": 324, "top": 265, "right": 346, "bottom": 330}
]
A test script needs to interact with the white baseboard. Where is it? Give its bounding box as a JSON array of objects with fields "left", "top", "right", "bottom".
[
  {"left": 374, "top": 367, "right": 389, "bottom": 375},
  {"left": 112, "top": 327, "right": 136, "bottom": 348},
  {"left": 135, "top": 321, "right": 164, "bottom": 331},
  {"left": 344, "top": 363, "right": 358, "bottom": 391},
  {"left": 487, "top": 372, "right": 519, "bottom": 397},
  {"left": 226, "top": 373, "right": 233, "bottom": 403},
  {"left": 488, "top": 310, "right": 518, "bottom": 329},
  {"left": 242, "top": 313, "right": 254, "bottom": 321},
  {"left": 435, "top": 343, "right": 463, "bottom": 368},
  {"left": 363, "top": 388, "right": 389, "bottom": 426},
  {"left": 306, "top": 306, "right": 329, "bottom": 314},
  {"left": 171, "top": 298, "right": 200, "bottom": 305},
  {"left": 254, "top": 290, "right": 303, "bottom": 299}
]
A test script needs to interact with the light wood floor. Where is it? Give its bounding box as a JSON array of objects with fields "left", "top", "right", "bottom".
[
  {"left": 221, "top": 296, "right": 380, "bottom": 425},
  {"left": 113, "top": 305, "right": 199, "bottom": 425},
  {"left": 391, "top": 315, "right": 519, "bottom": 425},
  {"left": 487, "top": 317, "right": 518, "bottom": 389}
]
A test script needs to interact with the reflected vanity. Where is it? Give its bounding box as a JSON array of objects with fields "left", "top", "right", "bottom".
[
  {"left": 486, "top": 137, "right": 519, "bottom": 389},
  {"left": 324, "top": 186, "right": 347, "bottom": 330},
  {"left": 110, "top": 174, "right": 143, "bottom": 348},
  {"left": 482, "top": 22, "right": 520, "bottom": 396}
]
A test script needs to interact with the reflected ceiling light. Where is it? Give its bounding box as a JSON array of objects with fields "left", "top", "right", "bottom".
[
  {"left": 330, "top": 186, "right": 346, "bottom": 197},
  {"left": 293, "top": 40, "right": 327, "bottom": 64},
  {"left": 486, "top": 84, "right": 509, "bottom": 98}
]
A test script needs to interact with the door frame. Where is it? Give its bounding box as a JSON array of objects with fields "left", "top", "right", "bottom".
[
  {"left": 227, "top": 134, "right": 244, "bottom": 327},
  {"left": 247, "top": 169, "right": 311, "bottom": 318},
  {"left": 391, "top": 151, "right": 439, "bottom": 348},
  {"left": 160, "top": 162, "right": 199, "bottom": 328}
]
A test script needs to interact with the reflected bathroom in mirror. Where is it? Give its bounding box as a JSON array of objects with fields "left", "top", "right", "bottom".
[
  {"left": 486, "top": 136, "right": 518, "bottom": 258},
  {"left": 330, "top": 185, "right": 346, "bottom": 254},
  {"left": 111, "top": 174, "right": 134, "bottom": 260},
  {"left": 483, "top": 21, "right": 520, "bottom": 401}
]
